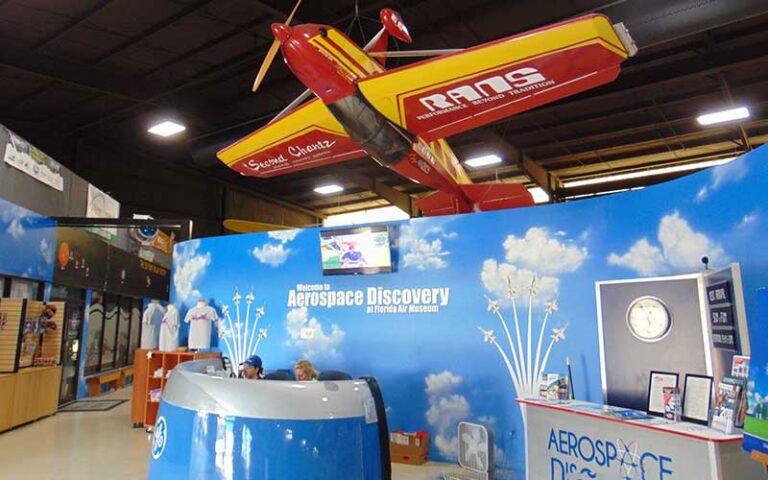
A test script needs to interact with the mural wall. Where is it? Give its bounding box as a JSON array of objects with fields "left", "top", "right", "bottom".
[
  {"left": 0, "top": 196, "right": 55, "bottom": 282},
  {"left": 170, "top": 145, "right": 768, "bottom": 476}
]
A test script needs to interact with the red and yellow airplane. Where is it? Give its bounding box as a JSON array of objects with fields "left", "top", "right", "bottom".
[{"left": 217, "top": 3, "right": 636, "bottom": 216}]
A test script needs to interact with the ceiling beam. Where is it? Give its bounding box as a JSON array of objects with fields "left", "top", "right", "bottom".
[
  {"left": 35, "top": 0, "right": 115, "bottom": 52},
  {"left": 0, "top": 43, "right": 163, "bottom": 106},
  {"left": 716, "top": 73, "right": 752, "bottom": 151},
  {"left": 328, "top": 165, "right": 416, "bottom": 216},
  {"left": 474, "top": 129, "right": 562, "bottom": 200}
]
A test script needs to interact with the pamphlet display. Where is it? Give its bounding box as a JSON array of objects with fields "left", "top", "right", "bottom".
[
  {"left": 713, "top": 380, "right": 743, "bottom": 434},
  {"left": 538, "top": 373, "right": 569, "bottom": 401},
  {"left": 662, "top": 386, "right": 681, "bottom": 423},
  {"left": 647, "top": 371, "right": 679, "bottom": 416}
]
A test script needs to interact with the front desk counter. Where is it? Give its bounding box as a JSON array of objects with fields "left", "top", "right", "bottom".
[{"left": 518, "top": 399, "right": 766, "bottom": 480}]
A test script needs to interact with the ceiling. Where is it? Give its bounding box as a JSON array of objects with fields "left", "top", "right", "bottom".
[{"left": 1, "top": 0, "right": 766, "bottom": 222}]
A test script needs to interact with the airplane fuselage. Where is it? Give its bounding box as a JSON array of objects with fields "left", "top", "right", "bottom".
[{"left": 273, "top": 23, "right": 476, "bottom": 212}]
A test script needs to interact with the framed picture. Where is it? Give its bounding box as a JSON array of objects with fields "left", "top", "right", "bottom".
[
  {"left": 683, "top": 374, "right": 714, "bottom": 425},
  {"left": 647, "top": 371, "right": 679, "bottom": 416}
]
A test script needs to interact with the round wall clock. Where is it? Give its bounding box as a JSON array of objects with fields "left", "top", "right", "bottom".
[{"left": 626, "top": 296, "right": 672, "bottom": 342}]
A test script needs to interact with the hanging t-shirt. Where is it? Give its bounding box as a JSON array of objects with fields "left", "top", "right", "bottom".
[
  {"left": 184, "top": 304, "right": 218, "bottom": 349},
  {"left": 159, "top": 307, "right": 180, "bottom": 352},
  {"left": 140, "top": 302, "right": 165, "bottom": 350}
]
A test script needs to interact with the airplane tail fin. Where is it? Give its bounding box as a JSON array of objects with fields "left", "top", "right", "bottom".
[
  {"left": 415, "top": 190, "right": 460, "bottom": 217},
  {"left": 459, "top": 183, "right": 534, "bottom": 211},
  {"left": 416, "top": 183, "right": 534, "bottom": 216}
]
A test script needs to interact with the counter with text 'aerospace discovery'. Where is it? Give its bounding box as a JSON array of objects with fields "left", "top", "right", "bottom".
[{"left": 147, "top": 359, "right": 391, "bottom": 479}]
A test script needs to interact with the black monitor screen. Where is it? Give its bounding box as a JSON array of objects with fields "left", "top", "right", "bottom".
[{"left": 319, "top": 225, "right": 392, "bottom": 275}]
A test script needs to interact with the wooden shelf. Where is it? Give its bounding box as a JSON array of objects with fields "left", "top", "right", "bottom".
[{"left": 130, "top": 349, "right": 220, "bottom": 428}]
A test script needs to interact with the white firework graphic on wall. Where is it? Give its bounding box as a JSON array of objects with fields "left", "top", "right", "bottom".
[
  {"left": 478, "top": 276, "right": 568, "bottom": 398},
  {"left": 217, "top": 288, "right": 269, "bottom": 367}
]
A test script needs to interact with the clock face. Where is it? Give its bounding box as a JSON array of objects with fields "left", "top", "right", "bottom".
[{"left": 626, "top": 296, "right": 672, "bottom": 342}]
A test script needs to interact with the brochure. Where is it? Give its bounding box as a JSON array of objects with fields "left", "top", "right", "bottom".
[
  {"left": 663, "top": 386, "right": 681, "bottom": 423},
  {"left": 712, "top": 380, "right": 741, "bottom": 434}
]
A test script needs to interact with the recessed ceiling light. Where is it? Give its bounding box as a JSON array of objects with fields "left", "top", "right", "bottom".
[
  {"left": 148, "top": 120, "right": 186, "bottom": 137},
  {"left": 464, "top": 154, "right": 502, "bottom": 168},
  {"left": 528, "top": 187, "right": 550, "bottom": 204},
  {"left": 696, "top": 106, "right": 750, "bottom": 126},
  {"left": 314, "top": 184, "right": 344, "bottom": 195}
]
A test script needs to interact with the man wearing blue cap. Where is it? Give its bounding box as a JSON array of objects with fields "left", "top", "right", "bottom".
[{"left": 241, "top": 355, "right": 263, "bottom": 380}]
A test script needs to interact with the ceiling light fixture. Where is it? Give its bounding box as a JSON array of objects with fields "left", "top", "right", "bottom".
[
  {"left": 148, "top": 120, "right": 186, "bottom": 137},
  {"left": 314, "top": 184, "right": 344, "bottom": 195},
  {"left": 696, "top": 106, "right": 750, "bottom": 126},
  {"left": 464, "top": 154, "right": 502, "bottom": 168},
  {"left": 527, "top": 187, "right": 550, "bottom": 204},
  {"left": 562, "top": 157, "right": 737, "bottom": 188}
]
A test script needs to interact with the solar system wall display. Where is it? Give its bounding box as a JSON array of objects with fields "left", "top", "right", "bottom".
[{"left": 156, "top": 145, "right": 768, "bottom": 478}]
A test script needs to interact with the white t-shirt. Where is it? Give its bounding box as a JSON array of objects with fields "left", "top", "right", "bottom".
[
  {"left": 184, "top": 304, "right": 218, "bottom": 349},
  {"left": 159, "top": 306, "right": 180, "bottom": 351},
  {"left": 140, "top": 302, "right": 165, "bottom": 350}
]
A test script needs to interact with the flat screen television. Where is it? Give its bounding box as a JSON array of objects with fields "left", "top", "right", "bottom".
[{"left": 319, "top": 225, "right": 393, "bottom": 275}]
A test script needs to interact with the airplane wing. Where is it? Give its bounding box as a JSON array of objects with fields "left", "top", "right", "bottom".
[
  {"left": 357, "top": 14, "right": 633, "bottom": 142},
  {"left": 217, "top": 97, "right": 366, "bottom": 177}
]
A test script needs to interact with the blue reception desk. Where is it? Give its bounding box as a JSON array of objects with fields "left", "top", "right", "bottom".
[{"left": 148, "top": 359, "right": 390, "bottom": 480}]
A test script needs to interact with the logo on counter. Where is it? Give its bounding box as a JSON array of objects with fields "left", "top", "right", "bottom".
[
  {"left": 152, "top": 416, "right": 168, "bottom": 460},
  {"left": 547, "top": 429, "right": 673, "bottom": 479}
]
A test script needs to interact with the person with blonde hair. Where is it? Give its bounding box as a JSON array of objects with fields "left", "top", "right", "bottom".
[{"left": 294, "top": 359, "right": 319, "bottom": 381}]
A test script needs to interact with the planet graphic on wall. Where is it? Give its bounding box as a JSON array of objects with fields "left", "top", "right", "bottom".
[{"left": 58, "top": 242, "right": 70, "bottom": 270}]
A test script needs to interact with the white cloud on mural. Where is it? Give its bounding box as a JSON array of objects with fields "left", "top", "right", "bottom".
[
  {"left": 252, "top": 230, "right": 301, "bottom": 267},
  {"left": 426, "top": 370, "right": 463, "bottom": 396},
  {"left": 608, "top": 238, "right": 667, "bottom": 276},
  {"left": 7, "top": 217, "right": 24, "bottom": 239},
  {"left": 252, "top": 243, "right": 291, "bottom": 267},
  {"left": 737, "top": 211, "right": 759, "bottom": 229},
  {"left": 659, "top": 212, "right": 726, "bottom": 270},
  {"left": 268, "top": 229, "right": 300, "bottom": 244},
  {"left": 481, "top": 260, "right": 559, "bottom": 307},
  {"left": 481, "top": 227, "right": 584, "bottom": 306},
  {"left": 401, "top": 223, "right": 455, "bottom": 270},
  {"left": 39, "top": 238, "right": 53, "bottom": 264},
  {"left": 608, "top": 211, "right": 727, "bottom": 275},
  {"left": 502, "top": 227, "right": 587, "bottom": 275},
  {"left": 285, "top": 307, "right": 345, "bottom": 359},
  {"left": 425, "top": 371, "right": 471, "bottom": 460},
  {"left": 173, "top": 240, "right": 211, "bottom": 303},
  {"left": 696, "top": 159, "right": 749, "bottom": 202},
  {"left": 1, "top": 204, "right": 29, "bottom": 240}
]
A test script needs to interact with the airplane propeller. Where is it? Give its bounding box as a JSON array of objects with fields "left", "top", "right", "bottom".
[{"left": 251, "top": 0, "right": 303, "bottom": 93}]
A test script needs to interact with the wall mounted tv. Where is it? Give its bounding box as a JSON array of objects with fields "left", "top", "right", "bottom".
[{"left": 319, "top": 225, "right": 393, "bottom": 275}]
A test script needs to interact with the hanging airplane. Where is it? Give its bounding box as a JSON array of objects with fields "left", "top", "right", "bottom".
[{"left": 217, "top": 2, "right": 636, "bottom": 217}]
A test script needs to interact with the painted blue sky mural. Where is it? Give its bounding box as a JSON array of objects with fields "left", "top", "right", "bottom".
[
  {"left": 171, "top": 145, "right": 768, "bottom": 476},
  {"left": 0, "top": 197, "right": 55, "bottom": 281}
]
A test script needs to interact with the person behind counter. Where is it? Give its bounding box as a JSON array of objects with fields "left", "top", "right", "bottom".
[
  {"left": 241, "top": 355, "right": 264, "bottom": 379},
  {"left": 294, "top": 359, "right": 319, "bottom": 381}
]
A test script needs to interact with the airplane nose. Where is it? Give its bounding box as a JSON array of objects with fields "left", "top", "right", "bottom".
[{"left": 271, "top": 23, "right": 292, "bottom": 43}]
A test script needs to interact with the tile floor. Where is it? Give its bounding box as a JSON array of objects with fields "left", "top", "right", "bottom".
[{"left": 0, "top": 387, "right": 467, "bottom": 479}]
